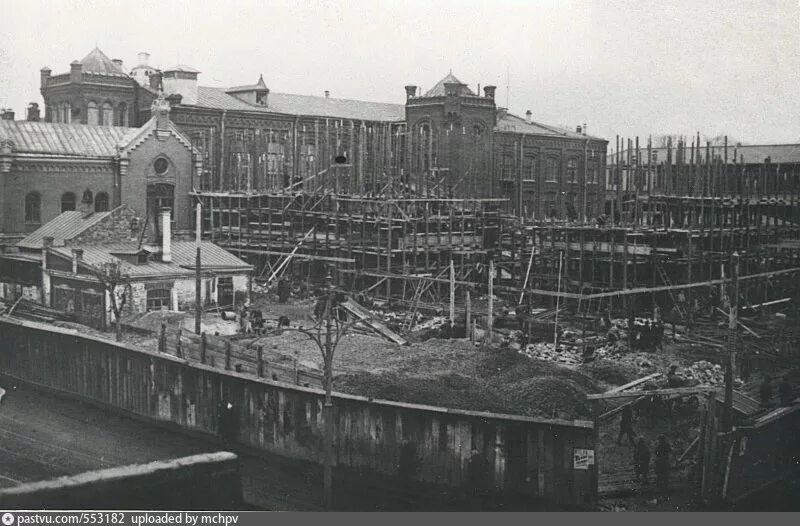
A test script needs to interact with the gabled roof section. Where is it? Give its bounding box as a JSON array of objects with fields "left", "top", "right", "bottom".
[
  {"left": 0, "top": 121, "right": 133, "bottom": 158},
  {"left": 195, "top": 86, "right": 405, "bottom": 122},
  {"left": 422, "top": 72, "right": 475, "bottom": 97},
  {"left": 116, "top": 117, "right": 200, "bottom": 158},
  {"left": 17, "top": 210, "right": 114, "bottom": 250},
  {"left": 80, "top": 47, "right": 129, "bottom": 77},
  {"left": 50, "top": 244, "right": 194, "bottom": 279},
  {"left": 495, "top": 111, "right": 602, "bottom": 140},
  {"left": 169, "top": 241, "right": 252, "bottom": 270},
  {"left": 228, "top": 74, "right": 268, "bottom": 93}
]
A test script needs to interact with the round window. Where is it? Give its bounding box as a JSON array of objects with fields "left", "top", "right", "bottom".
[{"left": 154, "top": 158, "right": 169, "bottom": 176}]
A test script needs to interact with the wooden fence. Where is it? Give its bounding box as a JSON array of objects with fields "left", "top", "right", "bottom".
[{"left": 0, "top": 317, "right": 596, "bottom": 508}]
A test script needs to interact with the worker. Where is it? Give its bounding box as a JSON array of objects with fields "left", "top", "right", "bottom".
[
  {"left": 667, "top": 365, "right": 684, "bottom": 388},
  {"left": 654, "top": 435, "right": 671, "bottom": 494},
  {"left": 633, "top": 436, "right": 650, "bottom": 487},
  {"left": 760, "top": 377, "right": 773, "bottom": 408},
  {"left": 617, "top": 405, "right": 636, "bottom": 446},
  {"left": 779, "top": 377, "right": 794, "bottom": 406}
]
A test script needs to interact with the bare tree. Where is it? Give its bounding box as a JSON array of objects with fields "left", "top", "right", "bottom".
[{"left": 90, "top": 261, "right": 131, "bottom": 341}]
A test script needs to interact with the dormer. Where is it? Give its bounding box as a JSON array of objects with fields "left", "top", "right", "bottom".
[
  {"left": 110, "top": 248, "right": 151, "bottom": 265},
  {"left": 226, "top": 74, "right": 269, "bottom": 106}
]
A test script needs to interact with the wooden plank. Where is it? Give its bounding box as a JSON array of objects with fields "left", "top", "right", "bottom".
[
  {"left": 587, "top": 386, "right": 721, "bottom": 400},
  {"left": 605, "top": 373, "right": 662, "bottom": 394},
  {"left": 341, "top": 298, "right": 407, "bottom": 345}
]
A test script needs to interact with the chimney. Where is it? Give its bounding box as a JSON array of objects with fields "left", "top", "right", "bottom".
[
  {"left": 137, "top": 52, "right": 150, "bottom": 67},
  {"left": 324, "top": 90, "right": 330, "bottom": 99},
  {"left": 70, "top": 60, "right": 82, "bottom": 83},
  {"left": 40, "top": 66, "right": 51, "bottom": 88},
  {"left": 112, "top": 58, "right": 124, "bottom": 71},
  {"left": 404, "top": 85, "right": 417, "bottom": 100},
  {"left": 583, "top": 123, "right": 587, "bottom": 136},
  {"left": 525, "top": 110, "right": 532, "bottom": 124},
  {"left": 160, "top": 209, "right": 172, "bottom": 263},
  {"left": 71, "top": 248, "right": 83, "bottom": 274},
  {"left": 576, "top": 125, "right": 582, "bottom": 134},
  {"left": 483, "top": 85, "right": 496, "bottom": 100},
  {"left": 162, "top": 66, "right": 199, "bottom": 105},
  {"left": 195, "top": 203, "right": 202, "bottom": 244},
  {"left": 149, "top": 70, "right": 163, "bottom": 91},
  {"left": 151, "top": 92, "right": 171, "bottom": 136},
  {"left": 42, "top": 237, "right": 54, "bottom": 270},
  {"left": 27, "top": 103, "right": 40, "bottom": 122},
  {"left": 0, "top": 109, "right": 14, "bottom": 121}
]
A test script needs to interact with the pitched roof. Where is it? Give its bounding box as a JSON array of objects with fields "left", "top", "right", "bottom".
[
  {"left": 195, "top": 86, "right": 405, "bottom": 122},
  {"left": 80, "top": 47, "right": 128, "bottom": 77},
  {"left": 51, "top": 244, "right": 194, "bottom": 278},
  {"left": 422, "top": 72, "right": 475, "bottom": 97},
  {"left": 17, "top": 210, "right": 114, "bottom": 250},
  {"left": 163, "top": 64, "right": 200, "bottom": 74},
  {"left": 494, "top": 111, "right": 601, "bottom": 140},
  {"left": 168, "top": 241, "right": 252, "bottom": 270},
  {"left": 0, "top": 121, "right": 133, "bottom": 158},
  {"left": 228, "top": 74, "right": 268, "bottom": 93}
]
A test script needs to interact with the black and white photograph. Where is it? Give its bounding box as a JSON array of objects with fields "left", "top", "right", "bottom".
[{"left": 0, "top": 0, "right": 798, "bottom": 514}]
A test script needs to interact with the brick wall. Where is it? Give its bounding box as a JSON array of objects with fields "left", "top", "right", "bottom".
[{"left": 69, "top": 205, "right": 143, "bottom": 246}]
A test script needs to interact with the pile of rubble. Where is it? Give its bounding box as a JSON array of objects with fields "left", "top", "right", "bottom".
[
  {"left": 520, "top": 342, "right": 583, "bottom": 365},
  {"left": 683, "top": 360, "right": 725, "bottom": 386}
]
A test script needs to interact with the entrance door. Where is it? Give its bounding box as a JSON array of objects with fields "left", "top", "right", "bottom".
[{"left": 218, "top": 277, "right": 234, "bottom": 308}]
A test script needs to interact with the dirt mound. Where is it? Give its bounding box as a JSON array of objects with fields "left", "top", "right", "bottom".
[
  {"left": 581, "top": 361, "right": 639, "bottom": 387},
  {"left": 492, "top": 376, "right": 597, "bottom": 419}
]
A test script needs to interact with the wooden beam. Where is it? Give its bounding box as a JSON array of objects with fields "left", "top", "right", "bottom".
[
  {"left": 605, "top": 373, "right": 662, "bottom": 394},
  {"left": 587, "top": 386, "right": 721, "bottom": 400}
]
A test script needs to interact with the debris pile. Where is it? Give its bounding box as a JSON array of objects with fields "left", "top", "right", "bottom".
[{"left": 521, "top": 342, "right": 583, "bottom": 365}]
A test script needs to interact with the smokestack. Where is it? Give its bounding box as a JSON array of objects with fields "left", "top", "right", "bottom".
[
  {"left": 40, "top": 67, "right": 51, "bottom": 89},
  {"left": 404, "top": 85, "right": 417, "bottom": 100},
  {"left": 137, "top": 52, "right": 150, "bottom": 67},
  {"left": 0, "top": 109, "right": 14, "bottom": 121},
  {"left": 324, "top": 90, "right": 330, "bottom": 99},
  {"left": 525, "top": 110, "right": 532, "bottom": 124},
  {"left": 160, "top": 209, "right": 172, "bottom": 263},
  {"left": 576, "top": 125, "right": 582, "bottom": 134},
  {"left": 27, "top": 103, "right": 40, "bottom": 122},
  {"left": 70, "top": 60, "right": 82, "bottom": 83},
  {"left": 483, "top": 85, "right": 496, "bottom": 100},
  {"left": 149, "top": 70, "right": 163, "bottom": 91},
  {"left": 71, "top": 248, "right": 83, "bottom": 274}
]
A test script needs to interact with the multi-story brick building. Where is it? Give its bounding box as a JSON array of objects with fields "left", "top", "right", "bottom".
[{"left": 37, "top": 48, "right": 608, "bottom": 220}]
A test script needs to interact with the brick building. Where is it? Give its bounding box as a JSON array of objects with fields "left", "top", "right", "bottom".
[
  {"left": 38, "top": 48, "right": 608, "bottom": 220},
  {"left": 0, "top": 95, "right": 202, "bottom": 238}
]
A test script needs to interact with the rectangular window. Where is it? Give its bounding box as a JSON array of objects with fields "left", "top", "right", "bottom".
[
  {"left": 567, "top": 159, "right": 578, "bottom": 182},
  {"left": 502, "top": 155, "right": 515, "bottom": 181},
  {"left": 545, "top": 158, "right": 559, "bottom": 182},
  {"left": 523, "top": 157, "right": 536, "bottom": 181},
  {"left": 146, "top": 288, "right": 171, "bottom": 311}
]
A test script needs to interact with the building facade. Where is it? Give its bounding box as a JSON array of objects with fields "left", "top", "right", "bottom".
[{"left": 38, "top": 48, "right": 609, "bottom": 220}]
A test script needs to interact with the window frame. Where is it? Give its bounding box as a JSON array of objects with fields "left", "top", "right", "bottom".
[
  {"left": 146, "top": 288, "right": 171, "bottom": 312},
  {"left": 25, "top": 192, "right": 42, "bottom": 224},
  {"left": 544, "top": 158, "right": 559, "bottom": 183},
  {"left": 94, "top": 192, "right": 110, "bottom": 212},
  {"left": 61, "top": 192, "right": 76, "bottom": 213}
]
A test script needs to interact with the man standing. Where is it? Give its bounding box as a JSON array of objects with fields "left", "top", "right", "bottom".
[
  {"left": 633, "top": 436, "right": 650, "bottom": 487},
  {"left": 654, "top": 434, "right": 671, "bottom": 494},
  {"left": 617, "top": 405, "right": 636, "bottom": 446}
]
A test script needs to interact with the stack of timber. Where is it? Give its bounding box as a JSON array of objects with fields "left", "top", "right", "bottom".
[{"left": 340, "top": 297, "right": 408, "bottom": 345}]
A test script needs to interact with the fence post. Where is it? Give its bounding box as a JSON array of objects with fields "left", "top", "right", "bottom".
[
  {"left": 176, "top": 328, "right": 183, "bottom": 358},
  {"left": 257, "top": 345, "right": 264, "bottom": 378},
  {"left": 200, "top": 332, "right": 207, "bottom": 364},
  {"left": 225, "top": 341, "right": 232, "bottom": 371},
  {"left": 159, "top": 322, "right": 167, "bottom": 353}
]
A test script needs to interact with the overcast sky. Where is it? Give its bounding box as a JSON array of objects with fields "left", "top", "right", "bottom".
[{"left": 1, "top": 0, "right": 798, "bottom": 145}]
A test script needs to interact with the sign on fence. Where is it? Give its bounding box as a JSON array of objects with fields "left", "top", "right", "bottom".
[{"left": 573, "top": 448, "right": 595, "bottom": 470}]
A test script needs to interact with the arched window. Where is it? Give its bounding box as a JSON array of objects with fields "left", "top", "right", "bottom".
[
  {"left": 25, "top": 192, "right": 41, "bottom": 223},
  {"left": 82, "top": 189, "right": 94, "bottom": 205},
  {"left": 94, "top": 192, "right": 109, "bottom": 212},
  {"left": 87, "top": 101, "right": 99, "bottom": 125},
  {"left": 118, "top": 103, "right": 128, "bottom": 127},
  {"left": 101, "top": 102, "right": 113, "bottom": 126},
  {"left": 61, "top": 192, "right": 76, "bottom": 212}
]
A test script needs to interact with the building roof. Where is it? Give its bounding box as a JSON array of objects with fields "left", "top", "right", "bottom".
[
  {"left": 228, "top": 74, "right": 268, "bottom": 93},
  {"left": 51, "top": 244, "right": 194, "bottom": 279},
  {"left": 195, "top": 86, "right": 406, "bottom": 122},
  {"left": 168, "top": 241, "right": 252, "bottom": 270},
  {"left": 0, "top": 121, "right": 133, "bottom": 158},
  {"left": 495, "top": 111, "right": 602, "bottom": 140},
  {"left": 422, "top": 72, "right": 475, "bottom": 97},
  {"left": 17, "top": 210, "right": 115, "bottom": 250},
  {"left": 612, "top": 144, "right": 800, "bottom": 166},
  {"left": 163, "top": 64, "right": 201, "bottom": 74},
  {"left": 80, "top": 47, "right": 128, "bottom": 77}
]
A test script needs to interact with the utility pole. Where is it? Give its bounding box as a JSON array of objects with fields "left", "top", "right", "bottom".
[
  {"left": 195, "top": 203, "right": 202, "bottom": 335},
  {"left": 723, "top": 251, "right": 739, "bottom": 431},
  {"left": 322, "top": 271, "right": 335, "bottom": 510}
]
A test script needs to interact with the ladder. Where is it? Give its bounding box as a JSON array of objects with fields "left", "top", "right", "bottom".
[{"left": 656, "top": 262, "right": 687, "bottom": 320}]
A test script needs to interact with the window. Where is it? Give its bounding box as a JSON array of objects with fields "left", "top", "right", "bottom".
[
  {"left": 154, "top": 158, "right": 169, "bottom": 176},
  {"left": 25, "top": 192, "right": 41, "bottom": 223},
  {"left": 61, "top": 192, "right": 76, "bottom": 212},
  {"left": 94, "top": 192, "right": 109, "bottom": 212},
  {"left": 101, "top": 102, "right": 113, "bottom": 126},
  {"left": 567, "top": 159, "right": 578, "bottom": 182},
  {"left": 63, "top": 102, "right": 71, "bottom": 124},
  {"left": 523, "top": 157, "right": 536, "bottom": 181},
  {"left": 501, "top": 155, "right": 515, "bottom": 181},
  {"left": 545, "top": 158, "right": 559, "bottom": 182},
  {"left": 87, "top": 101, "right": 98, "bottom": 125},
  {"left": 118, "top": 103, "right": 128, "bottom": 127},
  {"left": 146, "top": 288, "right": 171, "bottom": 311}
]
